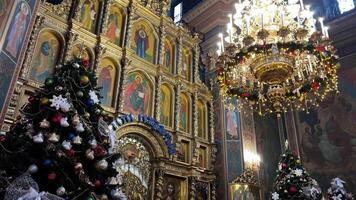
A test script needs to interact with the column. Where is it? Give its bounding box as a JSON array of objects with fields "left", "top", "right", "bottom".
[
  {"left": 176, "top": 34, "right": 183, "bottom": 75},
  {"left": 193, "top": 91, "right": 198, "bottom": 137},
  {"left": 154, "top": 169, "right": 164, "bottom": 200},
  {"left": 100, "top": 0, "right": 113, "bottom": 35},
  {"left": 154, "top": 74, "right": 162, "bottom": 121},
  {"left": 189, "top": 176, "right": 197, "bottom": 200},
  {"left": 158, "top": 23, "right": 166, "bottom": 66},
  {"left": 94, "top": 44, "right": 105, "bottom": 72},
  {"left": 193, "top": 34, "right": 201, "bottom": 83},
  {"left": 209, "top": 99, "right": 215, "bottom": 143},
  {"left": 174, "top": 84, "right": 181, "bottom": 131},
  {"left": 118, "top": 58, "right": 131, "bottom": 112},
  {"left": 211, "top": 181, "right": 217, "bottom": 200},
  {"left": 124, "top": 2, "right": 136, "bottom": 49},
  {"left": 63, "top": 30, "right": 79, "bottom": 62}
]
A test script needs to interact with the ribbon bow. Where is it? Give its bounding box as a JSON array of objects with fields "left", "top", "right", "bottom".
[{"left": 4, "top": 174, "right": 64, "bottom": 200}]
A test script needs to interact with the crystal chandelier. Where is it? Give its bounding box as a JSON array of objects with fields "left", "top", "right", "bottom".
[{"left": 216, "top": 0, "right": 339, "bottom": 117}]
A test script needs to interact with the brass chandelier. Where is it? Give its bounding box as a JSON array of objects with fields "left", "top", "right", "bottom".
[{"left": 216, "top": 0, "right": 339, "bottom": 117}]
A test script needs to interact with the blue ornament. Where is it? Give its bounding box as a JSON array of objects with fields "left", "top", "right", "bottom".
[
  {"left": 43, "top": 159, "right": 53, "bottom": 167},
  {"left": 86, "top": 99, "right": 95, "bottom": 107},
  {"left": 68, "top": 133, "right": 75, "bottom": 140}
]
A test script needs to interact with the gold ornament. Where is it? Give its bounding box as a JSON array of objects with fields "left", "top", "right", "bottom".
[
  {"left": 48, "top": 133, "right": 60, "bottom": 143},
  {"left": 40, "top": 97, "right": 49, "bottom": 105},
  {"left": 80, "top": 75, "right": 89, "bottom": 85},
  {"left": 72, "top": 114, "right": 80, "bottom": 126},
  {"left": 39, "top": 119, "right": 50, "bottom": 129},
  {"left": 72, "top": 135, "right": 82, "bottom": 145},
  {"left": 86, "top": 149, "right": 95, "bottom": 160}
]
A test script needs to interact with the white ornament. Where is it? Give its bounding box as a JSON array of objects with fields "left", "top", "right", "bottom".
[
  {"left": 89, "top": 90, "right": 100, "bottom": 104},
  {"left": 75, "top": 123, "right": 85, "bottom": 132},
  {"left": 50, "top": 95, "right": 68, "bottom": 110},
  {"left": 294, "top": 168, "right": 303, "bottom": 177},
  {"left": 89, "top": 139, "right": 97, "bottom": 148},
  {"left": 62, "top": 140, "right": 72, "bottom": 150},
  {"left": 56, "top": 186, "right": 66, "bottom": 196},
  {"left": 27, "top": 164, "right": 38, "bottom": 174},
  {"left": 72, "top": 135, "right": 82, "bottom": 145},
  {"left": 60, "top": 117, "right": 70, "bottom": 127},
  {"left": 39, "top": 119, "right": 50, "bottom": 129},
  {"left": 272, "top": 192, "right": 279, "bottom": 200},
  {"left": 33, "top": 133, "right": 44, "bottom": 143},
  {"left": 96, "top": 159, "right": 108, "bottom": 170}
]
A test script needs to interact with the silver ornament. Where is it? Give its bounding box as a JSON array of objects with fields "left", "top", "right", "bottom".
[
  {"left": 107, "top": 177, "right": 119, "bottom": 186},
  {"left": 73, "top": 63, "right": 80, "bottom": 68},
  {"left": 39, "top": 119, "right": 50, "bottom": 129},
  {"left": 72, "top": 115, "right": 80, "bottom": 126},
  {"left": 96, "top": 159, "right": 108, "bottom": 171},
  {"left": 72, "top": 135, "right": 82, "bottom": 145},
  {"left": 99, "top": 194, "right": 108, "bottom": 200},
  {"left": 60, "top": 117, "right": 70, "bottom": 127},
  {"left": 75, "top": 123, "right": 85, "bottom": 132},
  {"left": 48, "top": 133, "right": 60, "bottom": 143},
  {"left": 62, "top": 140, "right": 72, "bottom": 150},
  {"left": 27, "top": 164, "right": 38, "bottom": 174},
  {"left": 56, "top": 186, "right": 66, "bottom": 196},
  {"left": 33, "top": 133, "right": 44, "bottom": 143},
  {"left": 110, "top": 188, "right": 121, "bottom": 199}
]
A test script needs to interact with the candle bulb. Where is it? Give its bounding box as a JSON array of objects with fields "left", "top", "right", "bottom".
[
  {"left": 324, "top": 27, "right": 329, "bottom": 38},
  {"left": 261, "top": 13, "right": 264, "bottom": 29},
  {"left": 297, "top": 15, "right": 301, "bottom": 28},
  {"left": 246, "top": 16, "right": 250, "bottom": 34},
  {"left": 281, "top": 12, "right": 284, "bottom": 26}
]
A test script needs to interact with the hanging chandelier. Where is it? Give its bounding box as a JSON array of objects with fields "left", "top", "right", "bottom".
[{"left": 216, "top": 0, "right": 339, "bottom": 117}]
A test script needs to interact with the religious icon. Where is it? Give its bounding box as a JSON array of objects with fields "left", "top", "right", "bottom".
[
  {"left": 179, "top": 95, "right": 188, "bottom": 132},
  {"left": 198, "top": 148, "right": 206, "bottom": 168},
  {"left": 177, "top": 141, "right": 189, "bottom": 163},
  {"left": 226, "top": 110, "right": 239, "bottom": 140},
  {"left": 4, "top": 2, "right": 30, "bottom": 60},
  {"left": 80, "top": 0, "right": 97, "bottom": 32},
  {"left": 164, "top": 41, "right": 173, "bottom": 69},
  {"left": 163, "top": 182, "right": 176, "bottom": 200},
  {"left": 98, "top": 62, "right": 115, "bottom": 106},
  {"left": 181, "top": 52, "right": 190, "bottom": 79},
  {"left": 123, "top": 73, "right": 151, "bottom": 115},
  {"left": 0, "top": 53, "right": 15, "bottom": 109},
  {"left": 106, "top": 9, "right": 122, "bottom": 45},
  {"left": 198, "top": 102, "right": 205, "bottom": 138},
  {"left": 160, "top": 85, "right": 171, "bottom": 127},
  {"left": 30, "top": 33, "right": 61, "bottom": 83},
  {"left": 135, "top": 27, "right": 149, "bottom": 59}
]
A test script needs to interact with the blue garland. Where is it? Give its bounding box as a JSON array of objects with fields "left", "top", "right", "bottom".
[{"left": 109, "top": 114, "right": 176, "bottom": 155}]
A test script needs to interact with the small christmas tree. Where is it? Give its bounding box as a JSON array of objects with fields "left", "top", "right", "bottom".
[
  {"left": 271, "top": 141, "right": 322, "bottom": 200},
  {"left": 327, "top": 178, "right": 354, "bottom": 200},
  {"left": 0, "top": 59, "right": 126, "bottom": 199}
]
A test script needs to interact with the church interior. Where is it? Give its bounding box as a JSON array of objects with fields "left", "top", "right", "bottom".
[{"left": 0, "top": 0, "right": 355, "bottom": 199}]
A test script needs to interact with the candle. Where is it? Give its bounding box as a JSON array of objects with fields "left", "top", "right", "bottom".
[
  {"left": 324, "top": 27, "right": 329, "bottom": 38},
  {"left": 261, "top": 13, "right": 264, "bottom": 29},
  {"left": 297, "top": 15, "right": 301, "bottom": 28},
  {"left": 300, "top": 0, "right": 304, "bottom": 10},
  {"left": 219, "top": 33, "right": 224, "bottom": 52},
  {"left": 246, "top": 16, "right": 250, "bottom": 34},
  {"left": 229, "top": 14, "right": 233, "bottom": 42},
  {"left": 281, "top": 12, "right": 285, "bottom": 26},
  {"left": 217, "top": 42, "right": 222, "bottom": 55},
  {"left": 319, "top": 17, "right": 325, "bottom": 36},
  {"left": 307, "top": 55, "right": 313, "bottom": 72}
]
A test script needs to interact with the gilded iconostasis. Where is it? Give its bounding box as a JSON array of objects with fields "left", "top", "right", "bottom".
[{"left": 0, "top": 0, "right": 215, "bottom": 199}]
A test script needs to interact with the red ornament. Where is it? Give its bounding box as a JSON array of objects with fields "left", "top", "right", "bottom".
[
  {"left": 93, "top": 145, "right": 107, "bottom": 157},
  {"left": 289, "top": 186, "right": 297, "bottom": 194},
  {"left": 241, "top": 92, "right": 250, "bottom": 98},
  {"left": 82, "top": 60, "right": 90, "bottom": 67},
  {"left": 94, "top": 180, "right": 101, "bottom": 188},
  {"left": 51, "top": 115, "right": 62, "bottom": 125},
  {"left": 282, "top": 163, "right": 288, "bottom": 168},
  {"left": 65, "top": 149, "right": 75, "bottom": 157},
  {"left": 311, "top": 82, "right": 320, "bottom": 91},
  {"left": 48, "top": 172, "right": 57, "bottom": 180},
  {"left": 316, "top": 45, "right": 326, "bottom": 52},
  {"left": 0, "top": 136, "right": 5, "bottom": 142},
  {"left": 28, "top": 96, "right": 36, "bottom": 103}
]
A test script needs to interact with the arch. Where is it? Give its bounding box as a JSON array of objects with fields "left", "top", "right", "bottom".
[
  {"left": 71, "top": 43, "right": 95, "bottom": 67},
  {"left": 106, "top": 4, "right": 125, "bottom": 46},
  {"left": 160, "top": 83, "right": 174, "bottom": 128},
  {"left": 181, "top": 47, "right": 192, "bottom": 81},
  {"left": 197, "top": 100, "right": 207, "bottom": 139},
  {"left": 122, "top": 71, "right": 153, "bottom": 116},
  {"left": 97, "top": 57, "right": 120, "bottom": 107},
  {"left": 78, "top": 0, "right": 100, "bottom": 33},
  {"left": 179, "top": 92, "right": 191, "bottom": 133},
  {"left": 29, "top": 29, "right": 64, "bottom": 83},
  {"left": 163, "top": 36, "right": 175, "bottom": 72},
  {"left": 130, "top": 19, "right": 158, "bottom": 64}
]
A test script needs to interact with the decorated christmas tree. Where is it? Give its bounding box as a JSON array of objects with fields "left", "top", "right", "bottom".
[
  {"left": 0, "top": 59, "right": 126, "bottom": 199},
  {"left": 327, "top": 178, "right": 354, "bottom": 200},
  {"left": 271, "top": 142, "right": 322, "bottom": 200}
]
